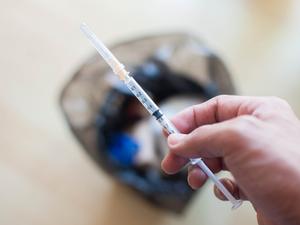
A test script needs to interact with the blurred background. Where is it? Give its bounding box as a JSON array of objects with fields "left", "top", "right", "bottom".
[{"left": 1, "top": 0, "right": 300, "bottom": 224}]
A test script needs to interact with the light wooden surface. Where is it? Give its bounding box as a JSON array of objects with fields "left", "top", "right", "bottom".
[{"left": 1, "top": 0, "right": 300, "bottom": 224}]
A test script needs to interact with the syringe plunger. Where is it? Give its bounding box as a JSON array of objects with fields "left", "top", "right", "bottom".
[{"left": 80, "top": 23, "right": 128, "bottom": 80}]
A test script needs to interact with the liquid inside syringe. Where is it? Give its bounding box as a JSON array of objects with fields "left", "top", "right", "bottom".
[
  {"left": 80, "top": 23, "right": 243, "bottom": 209},
  {"left": 125, "top": 76, "right": 177, "bottom": 133}
]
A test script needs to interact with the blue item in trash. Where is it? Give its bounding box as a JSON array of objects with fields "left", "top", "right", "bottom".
[{"left": 108, "top": 132, "right": 139, "bottom": 167}]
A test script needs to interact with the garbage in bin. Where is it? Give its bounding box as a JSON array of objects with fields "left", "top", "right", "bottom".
[{"left": 60, "top": 33, "right": 235, "bottom": 213}]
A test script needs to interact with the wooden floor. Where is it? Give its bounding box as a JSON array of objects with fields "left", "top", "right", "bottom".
[{"left": 1, "top": 0, "right": 300, "bottom": 224}]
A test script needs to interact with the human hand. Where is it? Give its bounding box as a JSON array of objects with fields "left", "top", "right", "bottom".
[{"left": 161, "top": 95, "right": 300, "bottom": 225}]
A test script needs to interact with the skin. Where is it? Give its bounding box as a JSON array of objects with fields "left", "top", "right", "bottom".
[{"left": 161, "top": 95, "right": 300, "bottom": 225}]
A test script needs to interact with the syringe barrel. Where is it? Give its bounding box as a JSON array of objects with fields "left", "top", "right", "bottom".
[
  {"left": 156, "top": 115, "right": 178, "bottom": 134},
  {"left": 125, "top": 76, "right": 160, "bottom": 114},
  {"left": 125, "top": 76, "right": 179, "bottom": 134}
]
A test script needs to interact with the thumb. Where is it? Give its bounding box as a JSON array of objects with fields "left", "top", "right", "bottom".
[{"left": 167, "top": 119, "right": 241, "bottom": 159}]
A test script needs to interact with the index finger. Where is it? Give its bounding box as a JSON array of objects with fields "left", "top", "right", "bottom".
[{"left": 171, "top": 95, "right": 261, "bottom": 134}]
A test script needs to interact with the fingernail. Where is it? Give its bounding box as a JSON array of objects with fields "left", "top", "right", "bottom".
[{"left": 168, "top": 133, "right": 186, "bottom": 147}]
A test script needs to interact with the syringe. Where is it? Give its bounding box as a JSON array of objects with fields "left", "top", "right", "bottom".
[{"left": 80, "top": 23, "right": 243, "bottom": 209}]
